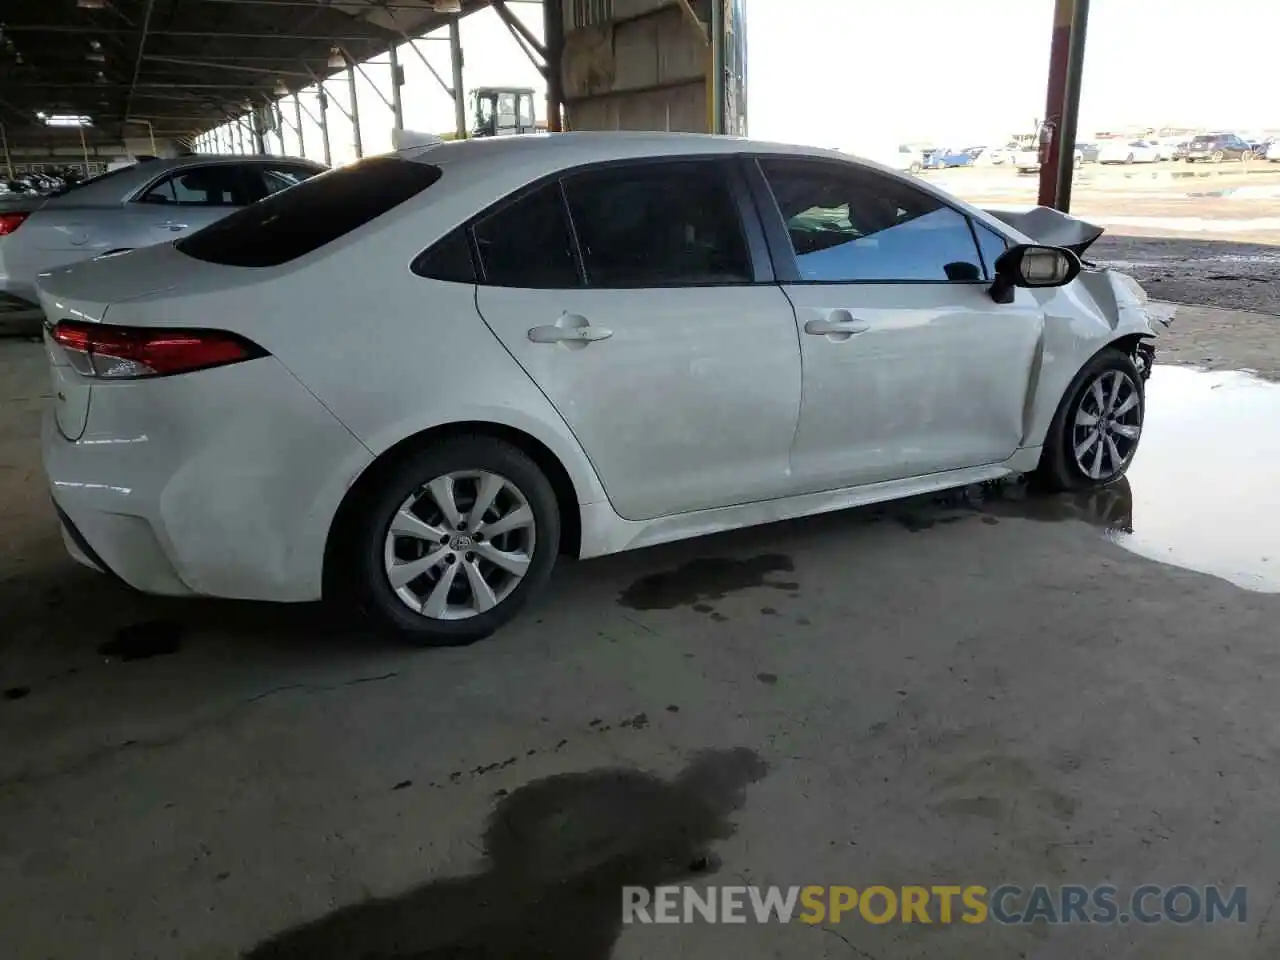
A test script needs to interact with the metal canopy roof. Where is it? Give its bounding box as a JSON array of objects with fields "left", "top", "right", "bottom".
[{"left": 0, "top": 0, "right": 495, "bottom": 147}]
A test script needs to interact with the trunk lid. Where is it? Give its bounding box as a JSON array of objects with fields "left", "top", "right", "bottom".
[{"left": 37, "top": 243, "right": 229, "bottom": 440}]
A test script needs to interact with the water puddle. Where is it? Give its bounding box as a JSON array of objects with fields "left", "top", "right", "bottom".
[
  {"left": 884, "top": 367, "right": 1278, "bottom": 593},
  {"left": 1113, "top": 367, "right": 1280, "bottom": 593},
  {"left": 619, "top": 555, "right": 799, "bottom": 610}
]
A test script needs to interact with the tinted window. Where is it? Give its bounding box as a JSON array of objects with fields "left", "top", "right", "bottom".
[
  {"left": 176, "top": 157, "right": 441, "bottom": 267},
  {"left": 140, "top": 165, "right": 253, "bottom": 206},
  {"left": 973, "top": 221, "right": 1009, "bottom": 281},
  {"left": 412, "top": 228, "right": 476, "bottom": 283},
  {"left": 760, "top": 159, "right": 985, "bottom": 282},
  {"left": 473, "top": 184, "right": 580, "bottom": 288},
  {"left": 562, "top": 161, "right": 751, "bottom": 287}
]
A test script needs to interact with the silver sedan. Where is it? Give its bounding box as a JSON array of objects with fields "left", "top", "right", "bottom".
[{"left": 0, "top": 154, "right": 324, "bottom": 304}]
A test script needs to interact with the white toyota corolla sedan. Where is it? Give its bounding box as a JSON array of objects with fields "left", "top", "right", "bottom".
[{"left": 38, "top": 133, "right": 1157, "bottom": 645}]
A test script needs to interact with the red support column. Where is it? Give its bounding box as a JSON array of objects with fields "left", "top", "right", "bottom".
[{"left": 1038, "top": 0, "right": 1089, "bottom": 210}]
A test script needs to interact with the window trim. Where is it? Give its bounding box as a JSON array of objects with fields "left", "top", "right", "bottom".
[
  {"left": 742, "top": 155, "right": 995, "bottom": 287},
  {"left": 414, "top": 153, "right": 775, "bottom": 290}
]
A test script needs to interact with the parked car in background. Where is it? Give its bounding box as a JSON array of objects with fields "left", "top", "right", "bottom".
[
  {"left": 888, "top": 145, "right": 925, "bottom": 174},
  {"left": 0, "top": 154, "right": 325, "bottom": 305},
  {"left": 1184, "top": 133, "right": 1253, "bottom": 163},
  {"left": 1172, "top": 140, "right": 1191, "bottom": 161},
  {"left": 36, "top": 134, "right": 1159, "bottom": 645},
  {"left": 1013, "top": 147, "right": 1083, "bottom": 173},
  {"left": 1266, "top": 140, "right": 1280, "bottom": 162},
  {"left": 1098, "top": 139, "right": 1161, "bottom": 164},
  {"left": 924, "top": 147, "right": 975, "bottom": 170},
  {"left": 1152, "top": 138, "right": 1184, "bottom": 161},
  {"left": 970, "top": 146, "right": 1014, "bottom": 166},
  {"left": 1076, "top": 142, "right": 1101, "bottom": 163}
]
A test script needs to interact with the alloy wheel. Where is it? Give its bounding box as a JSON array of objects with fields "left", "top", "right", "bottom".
[
  {"left": 1071, "top": 370, "right": 1143, "bottom": 481},
  {"left": 383, "top": 470, "right": 536, "bottom": 620}
]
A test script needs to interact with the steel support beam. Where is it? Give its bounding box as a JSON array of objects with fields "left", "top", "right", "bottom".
[
  {"left": 293, "top": 94, "right": 305, "bottom": 157},
  {"left": 350, "top": 55, "right": 396, "bottom": 113},
  {"left": 252, "top": 110, "right": 266, "bottom": 154},
  {"left": 543, "top": 0, "right": 564, "bottom": 132},
  {"left": 1, "top": 123, "right": 13, "bottom": 178},
  {"left": 388, "top": 44, "right": 404, "bottom": 130},
  {"left": 1038, "top": 0, "right": 1090, "bottom": 211},
  {"left": 346, "top": 64, "right": 363, "bottom": 159},
  {"left": 6, "top": 26, "right": 400, "bottom": 43},
  {"left": 401, "top": 36, "right": 455, "bottom": 100},
  {"left": 318, "top": 89, "right": 332, "bottom": 166},
  {"left": 449, "top": 17, "right": 466, "bottom": 139},
  {"left": 144, "top": 55, "right": 312, "bottom": 79},
  {"left": 709, "top": 0, "right": 725, "bottom": 134},
  {"left": 124, "top": 0, "right": 158, "bottom": 122}
]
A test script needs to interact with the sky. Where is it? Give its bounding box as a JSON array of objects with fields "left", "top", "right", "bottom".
[
  {"left": 747, "top": 0, "right": 1280, "bottom": 149},
  {"left": 202, "top": 0, "right": 1280, "bottom": 163}
]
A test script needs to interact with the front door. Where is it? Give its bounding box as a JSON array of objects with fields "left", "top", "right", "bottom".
[
  {"left": 133, "top": 163, "right": 258, "bottom": 245},
  {"left": 755, "top": 157, "right": 1044, "bottom": 492},
  {"left": 473, "top": 159, "right": 802, "bottom": 522}
]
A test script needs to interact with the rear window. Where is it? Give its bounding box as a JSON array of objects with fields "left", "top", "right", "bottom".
[
  {"left": 175, "top": 156, "right": 441, "bottom": 267},
  {"left": 1191, "top": 135, "right": 1216, "bottom": 145}
]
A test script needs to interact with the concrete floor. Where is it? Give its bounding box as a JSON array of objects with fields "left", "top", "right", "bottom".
[{"left": 3, "top": 309, "right": 1280, "bottom": 957}]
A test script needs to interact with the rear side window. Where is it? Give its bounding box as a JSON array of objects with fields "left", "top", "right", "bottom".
[
  {"left": 412, "top": 228, "right": 476, "bottom": 283},
  {"left": 176, "top": 157, "right": 441, "bottom": 267},
  {"left": 473, "top": 184, "right": 581, "bottom": 288},
  {"left": 140, "top": 165, "right": 255, "bottom": 207},
  {"left": 562, "top": 161, "right": 751, "bottom": 286}
]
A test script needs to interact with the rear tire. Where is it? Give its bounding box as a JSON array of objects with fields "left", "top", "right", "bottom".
[
  {"left": 347, "top": 437, "right": 561, "bottom": 646},
  {"left": 1035, "top": 348, "right": 1145, "bottom": 493}
]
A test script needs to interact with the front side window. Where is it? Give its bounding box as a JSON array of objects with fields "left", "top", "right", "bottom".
[
  {"left": 759, "top": 159, "right": 985, "bottom": 283},
  {"left": 139, "top": 165, "right": 253, "bottom": 206},
  {"left": 473, "top": 183, "right": 580, "bottom": 288},
  {"left": 562, "top": 160, "right": 751, "bottom": 287}
]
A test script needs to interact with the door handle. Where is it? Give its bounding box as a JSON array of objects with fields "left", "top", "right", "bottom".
[
  {"left": 527, "top": 324, "right": 613, "bottom": 344},
  {"left": 804, "top": 316, "right": 870, "bottom": 336}
]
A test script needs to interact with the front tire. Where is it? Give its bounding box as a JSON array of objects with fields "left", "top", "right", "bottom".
[
  {"left": 349, "top": 437, "right": 560, "bottom": 646},
  {"left": 1035, "top": 348, "right": 1145, "bottom": 492}
]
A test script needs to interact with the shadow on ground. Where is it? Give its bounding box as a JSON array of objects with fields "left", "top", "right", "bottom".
[{"left": 245, "top": 747, "right": 768, "bottom": 959}]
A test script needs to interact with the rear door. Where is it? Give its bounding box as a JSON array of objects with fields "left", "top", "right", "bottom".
[
  {"left": 751, "top": 157, "right": 1044, "bottom": 493},
  {"left": 472, "top": 158, "right": 802, "bottom": 522},
  {"left": 133, "top": 163, "right": 260, "bottom": 244}
]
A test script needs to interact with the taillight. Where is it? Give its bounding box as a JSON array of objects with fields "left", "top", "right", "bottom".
[
  {"left": 51, "top": 321, "right": 266, "bottom": 379},
  {"left": 0, "top": 212, "right": 29, "bottom": 236}
]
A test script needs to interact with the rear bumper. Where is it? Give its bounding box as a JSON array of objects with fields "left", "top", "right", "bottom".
[{"left": 42, "top": 356, "right": 375, "bottom": 602}]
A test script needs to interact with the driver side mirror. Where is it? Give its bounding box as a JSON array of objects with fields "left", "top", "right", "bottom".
[{"left": 989, "top": 243, "right": 1081, "bottom": 304}]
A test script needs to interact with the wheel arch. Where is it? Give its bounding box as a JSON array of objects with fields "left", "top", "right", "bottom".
[{"left": 322, "top": 421, "right": 584, "bottom": 599}]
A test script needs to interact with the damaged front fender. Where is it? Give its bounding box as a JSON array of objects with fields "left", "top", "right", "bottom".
[{"left": 1073, "top": 266, "right": 1164, "bottom": 380}]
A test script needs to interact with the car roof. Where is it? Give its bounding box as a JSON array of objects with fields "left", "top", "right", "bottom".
[{"left": 398, "top": 131, "right": 851, "bottom": 169}]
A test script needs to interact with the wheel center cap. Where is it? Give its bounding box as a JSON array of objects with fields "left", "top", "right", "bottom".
[{"left": 450, "top": 534, "right": 475, "bottom": 551}]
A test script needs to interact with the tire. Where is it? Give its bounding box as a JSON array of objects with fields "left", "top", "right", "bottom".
[
  {"left": 909, "top": 162, "right": 922, "bottom": 174},
  {"left": 347, "top": 437, "right": 561, "bottom": 646},
  {"left": 1212, "top": 150, "right": 1224, "bottom": 163},
  {"left": 1125, "top": 153, "right": 1135, "bottom": 164},
  {"left": 1034, "top": 348, "right": 1145, "bottom": 493}
]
